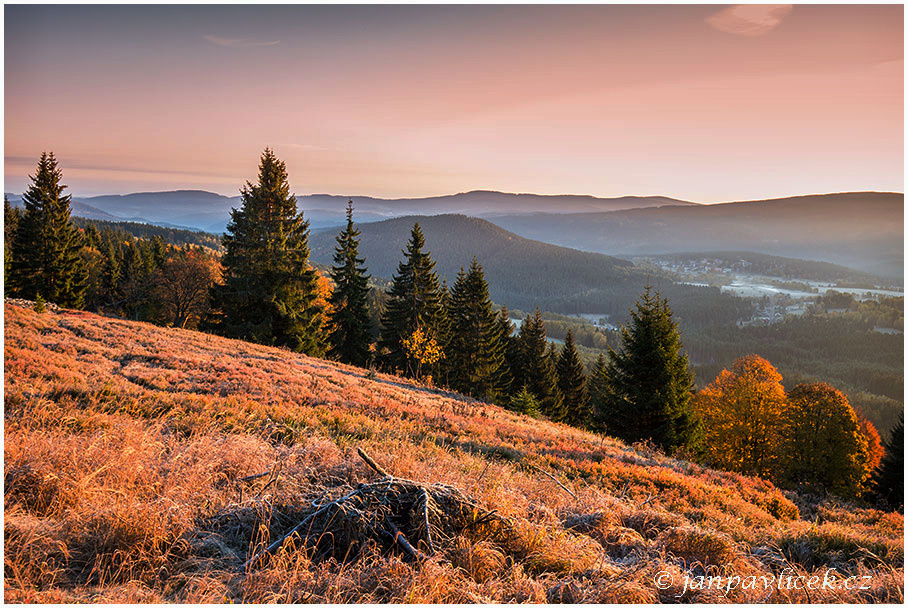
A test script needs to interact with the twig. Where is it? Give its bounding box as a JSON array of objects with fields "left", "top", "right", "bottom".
[
  {"left": 237, "top": 471, "right": 271, "bottom": 484},
  {"left": 617, "top": 481, "right": 630, "bottom": 500},
  {"left": 477, "top": 459, "right": 492, "bottom": 483},
  {"left": 639, "top": 493, "right": 655, "bottom": 508},
  {"left": 529, "top": 464, "right": 577, "bottom": 499},
  {"left": 257, "top": 461, "right": 282, "bottom": 497},
  {"left": 357, "top": 447, "right": 390, "bottom": 478},
  {"left": 386, "top": 521, "right": 425, "bottom": 561},
  {"left": 465, "top": 509, "right": 499, "bottom": 530},
  {"left": 421, "top": 488, "right": 435, "bottom": 554}
]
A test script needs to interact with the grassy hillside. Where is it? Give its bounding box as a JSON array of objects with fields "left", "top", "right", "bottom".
[
  {"left": 490, "top": 192, "right": 904, "bottom": 277},
  {"left": 4, "top": 302, "right": 903, "bottom": 603}
]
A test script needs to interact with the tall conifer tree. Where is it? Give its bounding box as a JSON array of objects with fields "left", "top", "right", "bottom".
[
  {"left": 496, "top": 307, "right": 516, "bottom": 398},
  {"left": 588, "top": 353, "right": 609, "bottom": 431},
  {"left": 327, "top": 201, "right": 373, "bottom": 366},
  {"left": 205, "top": 149, "right": 324, "bottom": 354},
  {"left": 514, "top": 308, "right": 563, "bottom": 416},
  {"left": 379, "top": 223, "right": 445, "bottom": 375},
  {"left": 436, "top": 278, "right": 454, "bottom": 385},
  {"left": 9, "top": 153, "right": 87, "bottom": 308},
  {"left": 872, "top": 413, "right": 904, "bottom": 509},
  {"left": 446, "top": 258, "right": 508, "bottom": 401},
  {"left": 556, "top": 330, "right": 591, "bottom": 426},
  {"left": 602, "top": 285, "right": 701, "bottom": 452}
]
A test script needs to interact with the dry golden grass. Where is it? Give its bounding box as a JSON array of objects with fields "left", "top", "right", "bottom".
[{"left": 4, "top": 302, "right": 904, "bottom": 603}]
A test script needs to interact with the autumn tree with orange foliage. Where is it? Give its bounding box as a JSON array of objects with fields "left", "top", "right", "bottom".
[
  {"left": 694, "top": 355, "right": 787, "bottom": 478},
  {"left": 697, "top": 356, "right": 883, "bottom": 499},
  {"left": 152, "top": 248, "right": 221, "bottom": 329},
  {"left": 858, "top": 414, "right": 884, "bottom": 478},
  {"left": 780, "top": 383, "right": 873, "bottom": 498}
]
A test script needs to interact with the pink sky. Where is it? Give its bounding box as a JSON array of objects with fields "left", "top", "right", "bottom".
[{"left": 4, "top": 4, "right": 903, "bottom": 201}]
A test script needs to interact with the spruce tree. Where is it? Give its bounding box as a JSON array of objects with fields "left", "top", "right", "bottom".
[
  {"left": 4, "top": 196, "right": 21, "bottom": 284},
  {"left": 327, "top": 201, "right": 373, "bottom": 366},
  {"left": 556, "top": 330, "right": 590, "bottom": 427},
  {"left": 82, "top": 223, "right": 101, "bottom": 250},
  {"left": 150, "top": 235, "right": 168, "bottom": 269},
  {"left": 514, "top": 308, "right": 563, "bottom": 416},
  {"left": 495, "top": 307, "right": 516, "bottom": 398},
  {"left": 9, "top": 153, "right": 87, "bottom": 308},
  {"left": 436, "top": 278, "right": 454, "bottom": 385},
  {"left": 100, "top": 238, "right": 124, "bottom": 310},
  {"left": 379, "top": 223, "right": 445, "bottom": 375},
  {"left": 499, "top": 308, "right": 524, "bottom": 384},
  {"left": 205, "top": 149, "right": 324, "bottom": 355},
  {"left": 509, "top": 385, "right": 541, "bottom": 417},
  {"left": 602, "top": 285, "right": 701, "bottom": 453},
  {"left": 587, "top": 353, "right": 609, "bottom": 431},
  {"left": 872, "top": 413, "right": 904, "bottom": 510},
  {"left": 446, "top": 258, "right": 508, "bottom": 402},
  {"left": 122, "top": 241, "right": 150, "bottom": 320}
]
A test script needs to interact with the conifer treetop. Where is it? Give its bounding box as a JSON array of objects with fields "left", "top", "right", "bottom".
[
  {"left": 9, "top": 152, "right": 87, "bottom": 308},
  {"left": 205, "top": 148, "right": 323, "bottom": 355}
]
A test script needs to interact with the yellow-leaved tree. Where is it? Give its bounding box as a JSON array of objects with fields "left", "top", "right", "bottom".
[
  {"left": 694, "top": 355, "right": 787, "bottom": 478},
  {"left": 313, "top": 269, "right": 335, "bottom": 339},
  {"left": 780, "top": 383, "right": 874, "bottom": 498},
  {"left": 402, "top": 327, "right": 444, "bottom": 383}
]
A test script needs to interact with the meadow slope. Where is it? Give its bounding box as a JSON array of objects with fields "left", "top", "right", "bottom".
[{"left": 4, "top": 302, "right": 903, "bottom": 603}]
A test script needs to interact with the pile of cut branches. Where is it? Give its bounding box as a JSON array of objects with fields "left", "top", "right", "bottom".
[{"left": 244, "top": 448, "right": 507, "bottom": 570}]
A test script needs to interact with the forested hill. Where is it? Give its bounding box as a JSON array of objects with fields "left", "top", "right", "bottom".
[
  {"left": 309, "top": 214, "right": 749, "bottom": 326},
  {"left": 71, "top": 217, "right": 223, "bottom": 251},
  {"left": 489, "top": 192, "right": 904, "bottom": 277},
  {"left": 311, "top": 214, "right": 633, "bottom": 305}
]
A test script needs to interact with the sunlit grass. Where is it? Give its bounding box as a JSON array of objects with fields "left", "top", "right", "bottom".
[{"left": 4, "top": 302, "right": 903, "bottom": 603}]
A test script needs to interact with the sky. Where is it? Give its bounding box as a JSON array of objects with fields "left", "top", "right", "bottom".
[{"left": 4, "top": 4, "right": 904, "bottom": 202}]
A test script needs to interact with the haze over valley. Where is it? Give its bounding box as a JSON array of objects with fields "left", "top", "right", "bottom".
[{"left": 7, "top": 187, "right": 902, "bottom": 278}]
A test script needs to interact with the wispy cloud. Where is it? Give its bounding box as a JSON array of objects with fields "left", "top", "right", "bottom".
[
  {"left": 204, "top": 35, "right": 280, "bottom": 48},
  {"left": 707, "top": 5, "right": 793, "bottom": 37}
]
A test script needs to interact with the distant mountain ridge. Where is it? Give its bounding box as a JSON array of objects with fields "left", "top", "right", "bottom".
[
  {"left": 5, "top": 193, "right": 123, "bottom": 223},
  {"left": 488, "top": 192, "right": 904, "bottom": 278},
  {"left": 6, "top": 188, "right": 901, "bottom": 277},
  {"left": 298, "top": 190, "right": 694, "bottom": 217},
  {"left": 6, "top": 189, "right": 696, "bottom": 233}
]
